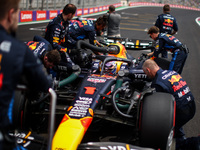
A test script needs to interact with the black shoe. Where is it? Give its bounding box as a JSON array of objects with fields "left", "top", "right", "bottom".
[{"left": 177, "top": 136, "right": 200, "bottom": 150}]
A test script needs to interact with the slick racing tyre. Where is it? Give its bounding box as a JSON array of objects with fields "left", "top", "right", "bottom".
[
  {"left": 139, "top": 92, "right": 175, "bottom": 150},
  {"left": 12, "top": 90, "right": 30, "bottom": 129}
]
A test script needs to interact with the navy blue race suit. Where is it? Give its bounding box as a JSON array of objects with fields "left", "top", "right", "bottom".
[
  {"left": 67, "top": 20, "right": 97, "bottom": 49},
  {"left": 155, "top": 13, "right": 178, "bottom": 34},
  {"left": 152, "top": 69, "right": 196, "bottom": 149},
  {"left": 155, "top": 13, "right": 178, "bottom": 58},
  {"left": 26, "top": 35, "right": 53, "bottom": 62},
  {"left": 152, "top": 33, "right": 187, "bottom": 74},
  {"left": 45, "top": 14, "right": 75, "bottom": 74},
  {"left": 0, "top": 25, "right": 52, "bottom": 149},
  {"left": 44, "top": 13, "right": 69, "bottom": 53}
]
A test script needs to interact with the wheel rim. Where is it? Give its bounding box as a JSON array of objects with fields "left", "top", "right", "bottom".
[{"left": 166, "top": 128, "right": 174, "bottom": 150}]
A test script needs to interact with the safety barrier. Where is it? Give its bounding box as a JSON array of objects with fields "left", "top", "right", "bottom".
[
  {"left": 19, "top": 3, "right": 122, "bottom": 23},
  {"left": 19, "top": 2, "right": 200, "bottom": 23}
]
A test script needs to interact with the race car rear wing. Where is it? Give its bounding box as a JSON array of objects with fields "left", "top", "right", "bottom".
[{"left": 100, "top": 36, "right": 154, "bottom": 50}]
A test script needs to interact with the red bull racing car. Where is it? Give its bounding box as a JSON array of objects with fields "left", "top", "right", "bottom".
[{"left": 12, "top": 40, "right": 174, "bottom": 150}]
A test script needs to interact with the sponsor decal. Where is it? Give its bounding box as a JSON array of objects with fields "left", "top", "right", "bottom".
[
  {"left": 82, "top": 20, "right": 88, "bottom": 26},
  {"left": 87, "top": 78, "right": 106, "bottom": 83},
  {"left": 164, "top": 18, "right": 173, "bottom": 23},
  {"left": 36, "top": 11, "right": 46, "bottom": 21},
  {"left": 49, "top": 10, "right": 57, "bottom": 19},
  {"left": 55, "top": 148, "right": 66, "bottom": 150},
  {"left": 9, "top": 131, "right": 34, "bottom": 147},
  {"left": 0, "top": 41, "right": 11, "bottom": 53},
  {"left": 77, "top": 9, "right": 83, "bottom": 16},
  {"left": 172, "top": 80, "right": 186, "bottom": 92},
  {"left": 68, "top": 97, "right": 93, "bottom": 117},
  {"left": 178, "top": 87, "right": 190, "bottom": 98},
  {"left": 134, "top": 74, "right": 147, "bottom": 79},
  {"left": 168, "top": 74, "right": 182, "bottom": 84},
  {"left": 89, "top": 8, "right": 94, "bottom": 14},
  {"left": 94, "top": 7, "right": 98, "bottom": 13},
  {"left": 83, "top": 8, "right": 88, "bottom": 15},
  {"left": 20, "top": 11, "right": 32, "bottom": 22},
  {"left": 99, "top": 6, "right": 102, "bottom": 12},
  {"left": 28, "top": 42, "right": 38, "bottom": 50},
  {"left": 85, "top": 87, "right": 96, "bottom": 95},
  {"left": 162, "top": 71, "right": 176, "bottom": 80},
  {"left": 100, "top": 144, "right": 134, "bottom": 150},
  {"left": 169, "top": 36, "right": 175, "bottom": 41}
]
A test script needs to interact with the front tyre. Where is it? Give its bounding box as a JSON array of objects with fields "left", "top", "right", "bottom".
[{"left": 139, "top": 92, "right": 175, "bottom": 150}]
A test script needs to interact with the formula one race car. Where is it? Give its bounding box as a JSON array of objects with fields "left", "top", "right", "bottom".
[{"left": 12, "top": 40, "right": 175, "bottom": 150}]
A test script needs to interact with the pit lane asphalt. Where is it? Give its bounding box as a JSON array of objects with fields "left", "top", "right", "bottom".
[{"left": 17, "top": 6, "right": 200, "bottom": 138}]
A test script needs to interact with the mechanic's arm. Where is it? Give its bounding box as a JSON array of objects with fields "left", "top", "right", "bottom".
[
  {"left": 23, "top": 47, "right": 52, "bottom": 92},
  {"left": 147, "top": 51, "right": 154, "bottom": 57},
  {"left": 149, "top": 38, "right": 164, "bottom": 60},
  {"left": 171, "top": 19, "right": 178, "bottom": 35},
  {"left": 95, "top": 40, "right": 103, "bottom": 47},
  {"left": 49, "top": 24, "right": 67, "bottom": 53},
  {"left": 87, "top": 31, "right": 102, "bottom": 47},
  {"left": 88, "top": 31, "right": 97, "bottom": 45},
  {"left": 152, "top": 84, "right": 165, "bottom": 93}
]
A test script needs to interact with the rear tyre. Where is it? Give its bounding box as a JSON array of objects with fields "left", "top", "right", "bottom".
[
  {"left": 12, "top": 90, "right": 30, "bottom": 129},
  {"left": 139, "top": 92, "right": 175, "bottom": 150}
]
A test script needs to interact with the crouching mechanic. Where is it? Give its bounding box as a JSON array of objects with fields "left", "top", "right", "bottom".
[
  {"left": 147, "top": 26, "right": 188, "bottom": 74},
  {"left": 26, "top": 35, "right": 61, "bottom": 69},
  {"left": 142, "top": 59, "right": 200, "bottom": 150},
  {"left": 26, "top": 36, "right": 61, "bottom": 69}
]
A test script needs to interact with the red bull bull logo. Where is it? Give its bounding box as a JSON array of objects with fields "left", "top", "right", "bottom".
[
  {"left": 163, "top": 19, "right": 173, "bottom": 27},
  {"left": 82, "top": 20, "right": 88, "bottom": 26},
  {"left": 164, "top": 19, "right": 173, "bottom": 24},
  {"left": 29, "top": 42, "right": 37, "bottom": 50},
  {"left": 168, "top": 74, "right": 182, "bottom": 84}
]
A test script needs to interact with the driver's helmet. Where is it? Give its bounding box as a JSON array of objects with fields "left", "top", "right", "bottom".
[
  {"left": 106, "top": 42, "right": 127, "bottom": 74},
  {"left": 107, "top": 42, "right": 127, "bottom": 59},
  {"left": 104, "top": 61, "right": 117, "bottom": 75}
]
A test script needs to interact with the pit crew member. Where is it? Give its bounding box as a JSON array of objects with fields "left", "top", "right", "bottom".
[
  {"left": 45, "top": 3, "right": 76, "bottom": 53},
  {"left": 0, "top": 0, "right": 52, "bottom": 149},
  {"left": 26, "top": 35, "right": 61, "bottom": 69},
  {"left": 147, "top": 26, "right": 188, "bottom": 74},
  {"left": 154, "top": 4, "right": 178, "bottom": 58},
  {"left": 142, "top": 59, "right": 199, "bottom": 150},
  {"left": 66, "top": 15, "right": 108, "bottom": 49},
  {"left": 155, "top": 4, "right": 178, "bottom": 35}
]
